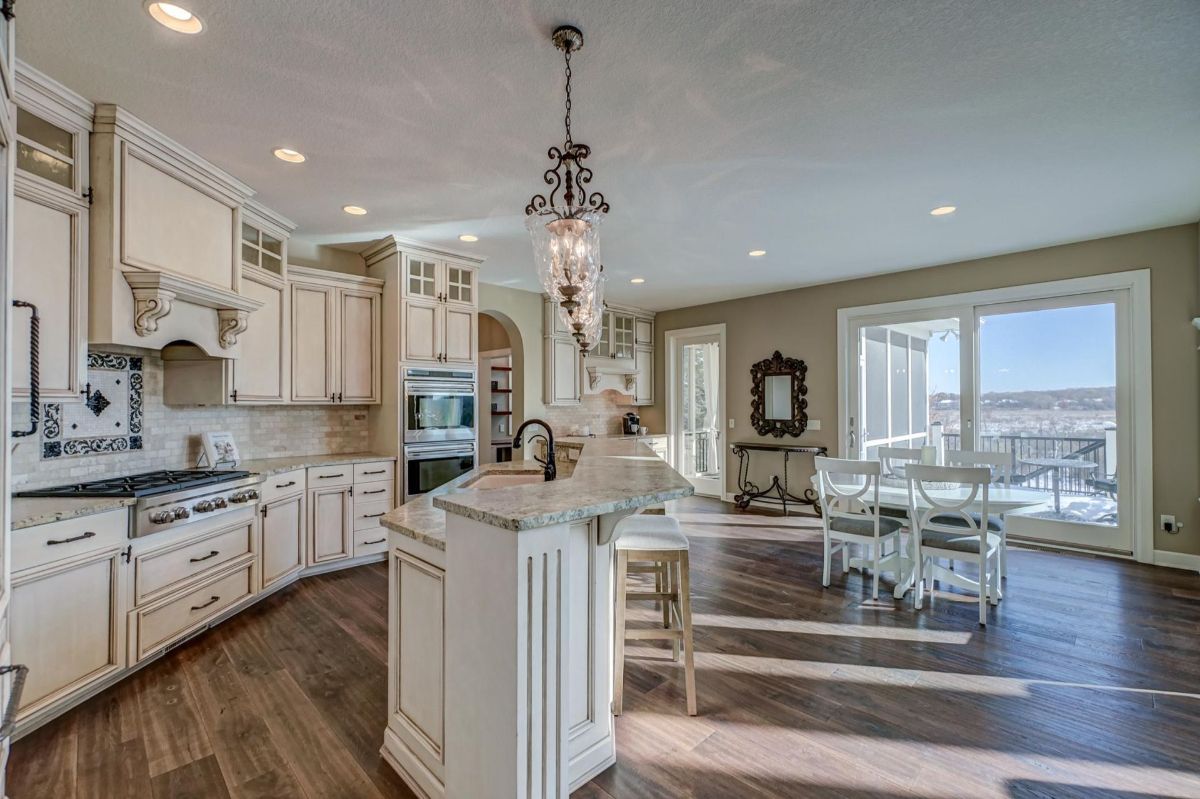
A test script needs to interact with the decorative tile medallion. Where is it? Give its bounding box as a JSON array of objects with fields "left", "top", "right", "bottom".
[{"left": 41, "top": 351, "right": 144, "bottom": 460}]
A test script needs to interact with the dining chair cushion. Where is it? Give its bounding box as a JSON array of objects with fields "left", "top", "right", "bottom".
[
  {"left": 921, "top": 528, "right": 1002, "bottom": 554},
  {"left": 929, "top": 512, "right": 1004, "bottom": 532},
  {"left": 829, "top": 515, "right": 903, "bottom": 537},
  {"left": 614, "top": 514, "right": 688, "bottom": 551}
]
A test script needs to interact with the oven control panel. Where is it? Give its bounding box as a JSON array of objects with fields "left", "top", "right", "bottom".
[{"left": 134, "top": 477, "right": 263, "bottom": 537}]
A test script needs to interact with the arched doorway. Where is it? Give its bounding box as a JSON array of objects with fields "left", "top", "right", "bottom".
[{"left": 478, "top": 310, "right": 524, "bottom": 464}]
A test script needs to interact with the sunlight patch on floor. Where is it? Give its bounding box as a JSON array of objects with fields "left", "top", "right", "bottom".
[
  {"left": 691, "top": 613, "right": 974, "bottom": 643},
  {"left": 616, "top": 721, "right": 1200, "bottom": 798}
]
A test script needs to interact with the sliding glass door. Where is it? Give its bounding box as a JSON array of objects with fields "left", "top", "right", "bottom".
[{"left": 846, "top": 288, "right": 1134, "bottom": 555}]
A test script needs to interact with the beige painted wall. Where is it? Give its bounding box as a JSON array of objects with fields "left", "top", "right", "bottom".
[{"left": 643, "top": 224, "right": 1200, "bottom": 556}]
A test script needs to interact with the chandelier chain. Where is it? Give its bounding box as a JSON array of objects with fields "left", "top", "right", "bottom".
[{"left": 563, "top": 47, "right": 573, "bottom": 147}]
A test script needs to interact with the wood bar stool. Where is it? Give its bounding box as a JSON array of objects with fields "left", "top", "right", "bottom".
[{"left": 613, "top": 514, "right": 697, "bottom": 716}]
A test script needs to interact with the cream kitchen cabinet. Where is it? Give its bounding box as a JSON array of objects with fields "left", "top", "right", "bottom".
[
  {"left": 543, "top": 297, "right": 582, "bottom": 406},
  {"left": 290, "top": 266, "right": 383, "bottom": 404},
  {"left": 10, "top": 509, "right": 128, "bottom": 728},
  {"left": 402, "top": 253, "right": 477, "bottom": 308},
  {"left": 308, "top": 483, "right": 353, "bottom": 565},
  {"left": 260, "top": 491, "right": 305, "bottom": 590},
  {"left": 633, "top": 345, "right": 654, "bottom": 405},
  {"left": 402, "top": 299, "right": 476, "bottom": 365},
  {"left": 12, "top": 65, "right": 92, "bottom": 403}
]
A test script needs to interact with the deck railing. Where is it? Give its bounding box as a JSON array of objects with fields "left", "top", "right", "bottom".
[
  {"left": 941, "top": 433, "right": 1108, "bottom": 496},
  {"left": 682, "top": 429, "right": 720, "bottom": 476}
]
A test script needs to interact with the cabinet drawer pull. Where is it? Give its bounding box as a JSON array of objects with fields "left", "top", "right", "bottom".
[
  {"left": 362, "top": 537, "right": 386, "bottom": 546},
  {"left": 363, "top": 488, "right": 386, "bottom": 495},
  {"left": 362, "top": 512, "right": 386, "bottom": 519},
  {"left": 46, "top": 531, "right": 96, "bottom": 546},
  {"left": 318, "top": 473, "right": 346, "bottom": 479},
  {"left": 275, "top": 480, "right": 297, "bottom": 489},
  {"left": 190, "top": 595, "right": 220, "bottom": 611},
  {"left": 363, "top": 469, "right": 386, "bottom": 475},
  {"left": 189, "top": 550, "right": 220, "bottom": 563}
]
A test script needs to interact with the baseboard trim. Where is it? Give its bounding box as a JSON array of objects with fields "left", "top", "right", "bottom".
[
  {"left": 381, "top": 727, "right": 443, "bottom": 799},
  {"left": 1154, "top": 549, "right": 1200, "bottom": 573}
]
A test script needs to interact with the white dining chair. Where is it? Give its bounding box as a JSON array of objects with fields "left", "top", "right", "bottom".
[
  {"left": 815, "top": 456, "right": 904, "bottom": 600},
  {"left": 942, "top": 450, "right": 1014, "bottom": 578},
  {"left": 906, "top": 464, "right": 1000, "bottom": 625}
]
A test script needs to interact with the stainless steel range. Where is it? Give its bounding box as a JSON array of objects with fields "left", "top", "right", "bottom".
[{"left": 16, "top": 469, "right": 262, "bottom": 537}]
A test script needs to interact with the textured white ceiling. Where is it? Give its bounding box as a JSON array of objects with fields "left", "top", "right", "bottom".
[{"left": 17, "top": 1, "right": 1200, "bottom": 310}]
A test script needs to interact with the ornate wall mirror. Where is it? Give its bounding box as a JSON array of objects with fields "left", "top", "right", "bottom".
[{"left": 750, "top": 351, "right": 808, "bottom": 437}]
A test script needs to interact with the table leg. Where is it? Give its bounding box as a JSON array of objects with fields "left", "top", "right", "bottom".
[{"left": 892, "top": 531, "right": 916, "bottom": 600}]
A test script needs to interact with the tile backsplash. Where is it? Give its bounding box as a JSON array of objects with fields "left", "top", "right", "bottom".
[
  {"left": 12, "top": 347, "right": 369, "bottom": 490},
  {"left": 542, "top": 390, "right": 638, "bottom": 436}
]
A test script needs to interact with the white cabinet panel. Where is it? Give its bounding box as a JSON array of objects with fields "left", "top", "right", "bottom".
[
  {"left": 339, "top": 289, "right": 380, "bottom": 403},
  {"left": 261, "top": 493, "right": 305, "bottom": 590},
  {"left": 232, "top": 271, "right": 287, "bottom": 403},
  {"left": 403, "top": 300, "right": 439, "bottom": 363},
  {"left": 443, "top": 306, "right": 475, "bottom": 364},
  {"left": 545, "top": 337, "right": 581, "bottom": 405},
  {"left": 13, "top": 191, "right": 85, "bottom": 400},
  {"left": 291, "top": 282, "right": 335, "bottom": 403},
  {"left": 634, "top": 345, "right": 654, "bottom": 406},
  {"left": 309, "top": 486, "right": 352, "bottom": 564},
  {"left": 390, "top": 550, "right": 446, "bottom": 777}
]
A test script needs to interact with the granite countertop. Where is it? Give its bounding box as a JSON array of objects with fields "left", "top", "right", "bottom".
[
  {"left": 382, "top": 438, "right": 692, "bottom": 548},
  {"left": 12, "top": 497, "right": 136, "bottom": 531},
  {"left": 12, "top": 452, "right": 396, "bottom": 531},
  {"left": 556, "top": 433, "right": 667, "bottom": 448},
  {"left": 241, "top": 451, "right": 396, "bottom": 477}
]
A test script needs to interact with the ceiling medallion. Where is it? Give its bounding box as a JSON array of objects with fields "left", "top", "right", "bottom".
[{"left": 525, "top": 25, "right": 610, "bottom": 355}]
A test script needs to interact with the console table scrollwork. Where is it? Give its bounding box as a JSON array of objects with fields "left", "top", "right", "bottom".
[{"left": 731, "top": 441, "right": 828, "bottom": 516}]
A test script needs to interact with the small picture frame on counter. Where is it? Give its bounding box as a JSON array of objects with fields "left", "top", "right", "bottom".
[{"left": 199, "top": 431, "right": 241, "bottom": 469}]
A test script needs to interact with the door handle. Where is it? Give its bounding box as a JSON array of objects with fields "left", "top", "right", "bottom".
[{"left": 12, "top": 300, "right": 39, "bottom": 438}]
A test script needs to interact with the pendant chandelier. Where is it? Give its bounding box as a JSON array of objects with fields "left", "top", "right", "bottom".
[{"left": 525, "top": 25, "right": 610, "bottom": 354}]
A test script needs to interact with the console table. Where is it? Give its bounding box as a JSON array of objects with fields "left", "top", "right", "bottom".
[{"left": 731, "top": 441, "right": 828, "bottom": 516}]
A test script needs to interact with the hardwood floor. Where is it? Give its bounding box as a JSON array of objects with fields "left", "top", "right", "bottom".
[{"left": 9, "top": 496, "right": 1200, "bottom": 798}]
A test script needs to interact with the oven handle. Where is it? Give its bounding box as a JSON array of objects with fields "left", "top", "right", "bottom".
[
  {"left": 404, "top": 383, "right": 476, "bottom": 395},
  {"left": 406, "top": 448, "right": 476, "bottom": 460}
]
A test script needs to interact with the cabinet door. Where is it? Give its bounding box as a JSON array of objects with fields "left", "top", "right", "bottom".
[
  {"left": 261, "top": 493, "right": 305, "bottom": 590},
  {"left": 12, "top": 548, "right": 124, "bottom": 721},
  {"left": 13, "top": 190, "right": 86, "bottom": 400},
  {"left": 611, "top": 313, "right": 635, "bottom": 360},
  {"left": 291, "top": 282, "right": 335, "bottom": 402},
  {"left": 442, "top": 306, "right": 476, "bottom": 364},
  {"left": 545, "top": 337, "right": 581, "bottom": 405},
  {"left": 635, "top": 318, "right": 653, "bottom": 346},
  {"left": 389, "top": 550, "right": 446, "bottom": 779},
  {"left": 403, "top": 300, "right": 439, "bottom": 363},
  {"left": 443, "top": 263, "right": 476, "bottom": 307},
  {"left": 634, "top": 345, "right": 654, "bottom": 405},
  {"left": 308, "top": 487, "right": 351, "bottom": 565},
  {"left": 339, "top": 288, "right": 380, "bottom": 403},
  {"left": 231, "top": 272, "right": 287, "bottom": 403},
  {"left": 404, "top": 256, "right": 439, "bottom": 301}
]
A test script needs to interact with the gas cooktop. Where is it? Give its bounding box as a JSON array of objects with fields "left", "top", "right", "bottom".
[{"left": 16, "top": 469, "right": 252, "bottom": 499}]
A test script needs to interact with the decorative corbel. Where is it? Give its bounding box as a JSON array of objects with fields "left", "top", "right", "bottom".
[
  {"left": 130, "top": 288, "right": 175, "bottom": 336},
  {"left": 623, "top": 372, "right": 637, "bottom": 392},
  {"left": 217, "top": 309, "right": 250, "bottom": 349},
  {"left": 586, "top": 367, "right": 601, "bottom": 390}
]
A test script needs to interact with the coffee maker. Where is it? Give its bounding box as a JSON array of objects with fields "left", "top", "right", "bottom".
[{"left": 622, "top": 411, "right": 641, "bottom": 435}]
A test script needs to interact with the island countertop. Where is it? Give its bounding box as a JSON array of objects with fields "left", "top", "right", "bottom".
[{"left": 382, "top": 437, "right": 693, "bottom": 548}]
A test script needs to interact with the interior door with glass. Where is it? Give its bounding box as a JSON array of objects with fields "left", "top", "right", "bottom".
[
  {"left": 670, "top": 330, "right": 723, "bottom": 496},
  {"left": 976, "top": 293, "right": 1131, "bottom": 553}
]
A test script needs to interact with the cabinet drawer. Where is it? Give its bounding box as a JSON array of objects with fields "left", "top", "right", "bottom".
[
  {"left": 354, "top": 527, "right": 389, "bottom": 557},
  {"left": 260, "top": 468, "right": 306, "bottom": 503},
  {"left": 133, "top": 562, "right": 254, "bottom": 661},
  {"left": 354, "top": 480, "right": 393, "bottom": 505},
  {"left": 353, "top": 498, "right": 392, "bottom": 531},
  {"left": 134, "top": 519, "right": 254, "bottom": 604},
  {"left": 308, "top": 464, "right": 353, "bottom": 487},
  {"left": 354, "top": 461, "right": 394, "bottom": 484},
  {"left": 13, "top": 508, "right": 128, "bottom": 573}
]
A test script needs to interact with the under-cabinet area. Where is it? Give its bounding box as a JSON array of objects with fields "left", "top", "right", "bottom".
[{"left": 7, "top": 455, "right": 394, "bottom": 737}]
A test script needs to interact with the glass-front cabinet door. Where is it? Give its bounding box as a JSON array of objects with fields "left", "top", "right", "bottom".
[
  {"left": 445, "top": 264, "right": 474, "bottom": 306},
  {"left": 406, "top": 257, "right": 438, "bottom": 301},
  {"left": 240, "top": 221, "right": 284, "bottom": 275},
  {"left": 611, "top": 313, "right": 634, "bottom": 359},
  {"left": 15, "top": 109, "right": 76, "bottom": 193}
]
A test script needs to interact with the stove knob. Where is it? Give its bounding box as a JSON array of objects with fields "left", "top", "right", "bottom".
[
  {"left": 150, "top": 509, "right": 174, "bottom": 524},
  {"left": 172, "top": 506, "right": 191, "bottom": 520},
  {"left": 194, "top": 500, "right": 214, "bottom": 513},
  {"left": 212, "top": 497, "right": 228, "bottom": 509},
  {"left": 230, "top": 491, "right": 248, "bottom": 504},
  {"left": 244, "top": 489, "right": 259, "bottom": 501}
]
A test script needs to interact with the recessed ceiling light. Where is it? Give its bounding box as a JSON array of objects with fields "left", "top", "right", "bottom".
[
  {"left": 273, "top": 148, "right": 306, "bottom": 164},
  {"left": 342, "top": 205, "right": 367, "bottom": 216},
  {"left": 930, "top": 205, "right": 957, "bottom": 216},
  {"left": 630, "top": 277, "right": 645, "bottom": 284},
  {"left": 146, "top": 2, "right": 204, "bottom": 34},
  {"left": 748, "top": 249, "right": 766, "bottom": 257},
  {"left": 458, "top": 234, "right": 478, "bottom": 243}
]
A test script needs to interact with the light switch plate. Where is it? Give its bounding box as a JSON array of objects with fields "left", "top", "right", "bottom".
[
  {"left": 728, "top": 418, "right": 735, "bottom": 429},
  {"left": 808, "top": 419, "right": 821, "bottom": 431}
]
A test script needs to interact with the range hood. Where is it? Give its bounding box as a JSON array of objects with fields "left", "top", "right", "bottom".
[
  {"left": 88, "top": 104, "right": 263, "bottom": 356},
  {"left": 584, "top": 358, "right": 637, "bottom": 396}
]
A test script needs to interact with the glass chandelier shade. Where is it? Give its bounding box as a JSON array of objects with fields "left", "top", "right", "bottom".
[{"left": 524, "top": 25, "right": 610, "bottom": 354}]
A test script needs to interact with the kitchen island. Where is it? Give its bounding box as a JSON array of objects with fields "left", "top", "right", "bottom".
[{"left": 380, "top": 437, "right": 693, "bottom": 799}]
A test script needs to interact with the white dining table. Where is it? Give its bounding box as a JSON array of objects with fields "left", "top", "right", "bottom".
[{"left": 814, "top": 476, "right": 1048, "bottom": 599}]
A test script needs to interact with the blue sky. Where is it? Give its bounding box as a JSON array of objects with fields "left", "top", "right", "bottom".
[{"left": 928, "top": 303, "right": 1116, "bottom": 394}]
